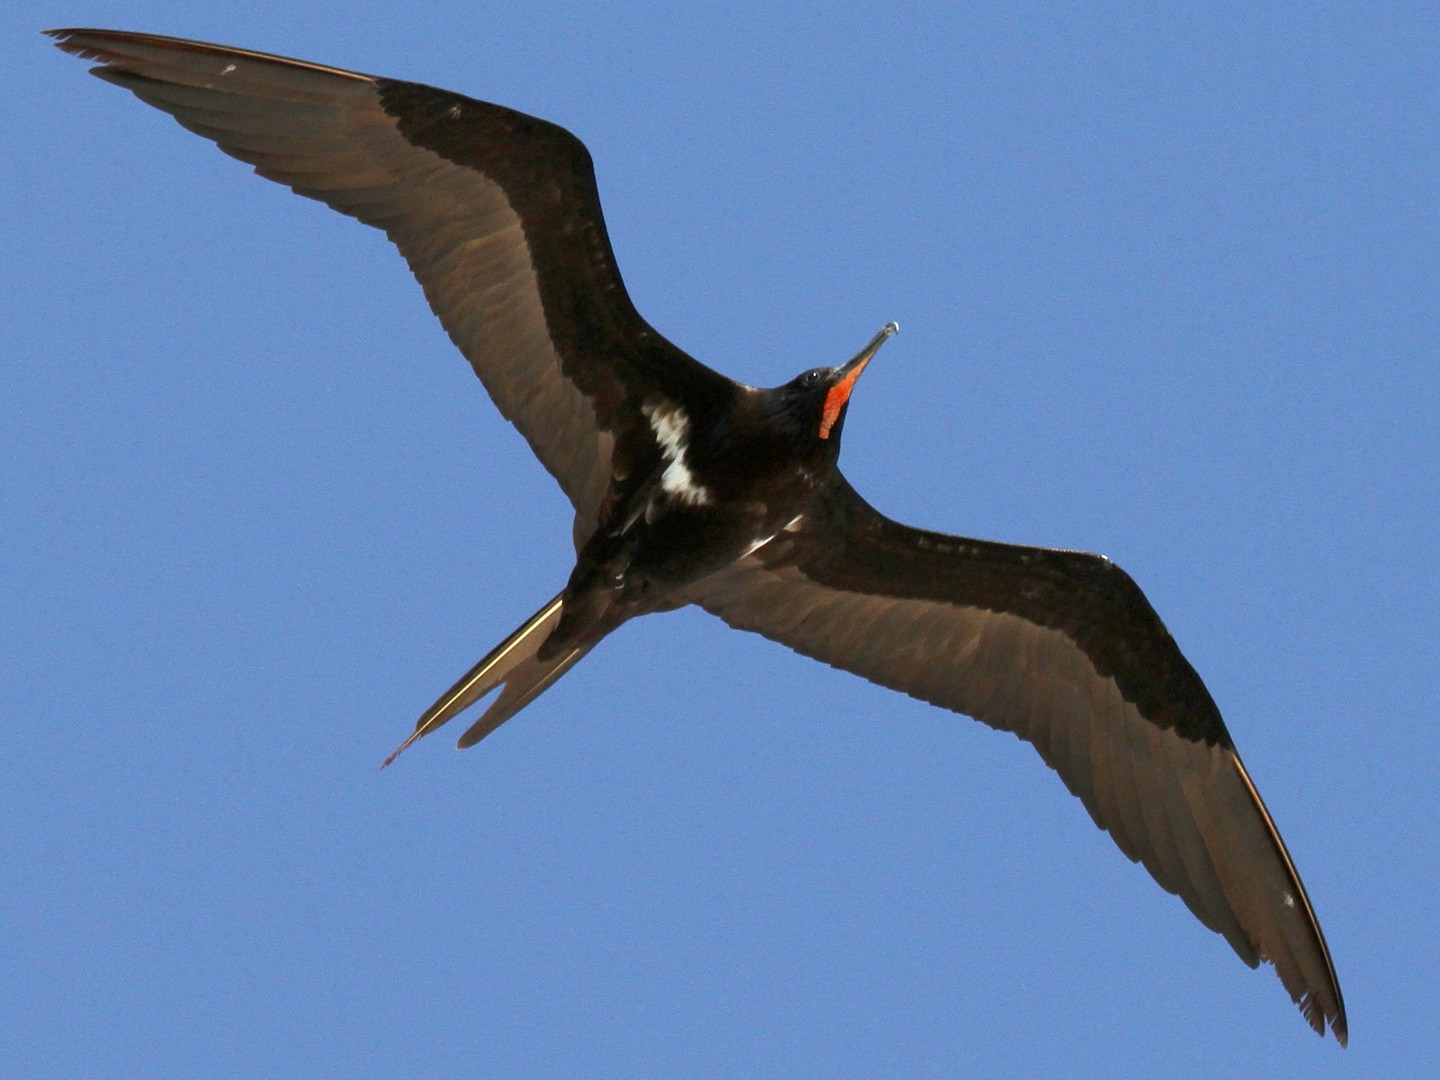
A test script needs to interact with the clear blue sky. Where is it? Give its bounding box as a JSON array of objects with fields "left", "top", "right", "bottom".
[{"left": 7, "top": 4, "right": 1436, "bottom": 1076}]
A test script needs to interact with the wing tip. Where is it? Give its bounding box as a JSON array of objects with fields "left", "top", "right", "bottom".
[
  {"left": 46, "top": 27, "right": 378, "bottom": 84},
  {"left": 1225, "top": 750, "right": 1348, "bottom": 1045},
  {"left": 1299, "top": 986, "right": 1348, "bottom": 1045}
]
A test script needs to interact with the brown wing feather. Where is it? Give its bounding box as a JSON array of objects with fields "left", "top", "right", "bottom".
[
  {"left": 690, "top": 475, "right": 1345, "bottom": 1042},
  {"left": 47, "top": 28, "right": 734, "bottom": 544}
]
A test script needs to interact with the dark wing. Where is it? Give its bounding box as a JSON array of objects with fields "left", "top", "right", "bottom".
[
  {"left": 690, "top": 475, "right": 1346, "bottom": 1042},
  {"left": 48, "top": 28, "right": 735, "bottom": 545}
]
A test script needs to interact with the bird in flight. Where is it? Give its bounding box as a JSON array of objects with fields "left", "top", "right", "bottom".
[{"left": 49, "top": 28, "right": 1345, "bottom": 1042}]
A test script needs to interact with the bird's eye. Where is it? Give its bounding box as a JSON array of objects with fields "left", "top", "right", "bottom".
[{"left": 803, "top": 369, "right": 825, "bottom": 386}]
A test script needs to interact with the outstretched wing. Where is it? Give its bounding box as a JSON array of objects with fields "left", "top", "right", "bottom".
[
  {"left": 691, "top": 475, "right": 1346, "bottom": 1042},
  {"left": 49, "top": 28, "right": 734, "bottom": 544}
]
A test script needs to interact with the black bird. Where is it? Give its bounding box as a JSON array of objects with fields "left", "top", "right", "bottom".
[{"left": 50, "top": 28, "right": 1345, "bottom": 1042}]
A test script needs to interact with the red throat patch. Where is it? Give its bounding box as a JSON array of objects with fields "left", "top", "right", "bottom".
[{"left": 818, "top": 356, "right": 870, "bottom": 439}]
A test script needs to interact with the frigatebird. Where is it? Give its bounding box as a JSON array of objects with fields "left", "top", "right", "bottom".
[{"left": 49, "top": 28, "right": 1345, "bottom": 1042}]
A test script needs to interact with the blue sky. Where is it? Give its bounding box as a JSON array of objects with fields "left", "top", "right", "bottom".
[{"left": 7, "top": 4, "right": 1436, "bottom": 1076}]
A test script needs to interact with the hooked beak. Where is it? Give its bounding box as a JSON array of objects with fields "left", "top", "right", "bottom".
[{"left": 820, "top": 321, "right": 898, "bottom": 439}]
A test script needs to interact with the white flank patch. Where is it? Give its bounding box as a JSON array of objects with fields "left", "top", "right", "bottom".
[
  {"left": 646, "top": 402, "right": 712, "bottom": 506},
  {"left": 738, "top": 534, "right": 771, "bottom": 559},
  {"left": 739, "top": 514, "right": 804, "bottom": 559}
]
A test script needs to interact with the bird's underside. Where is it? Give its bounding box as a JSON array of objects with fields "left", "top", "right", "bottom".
[{"left": 50, "top": 27, "right": 1346, "bottom": 1043}]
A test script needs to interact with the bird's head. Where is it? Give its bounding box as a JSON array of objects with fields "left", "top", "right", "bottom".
[{"left": 766, "top": 322, "right": 898, "bottom": 453}]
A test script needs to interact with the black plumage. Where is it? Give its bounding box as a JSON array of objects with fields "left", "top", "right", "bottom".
[{"left": 49, "top": 27, "right": 1345, "bottom": 1042}]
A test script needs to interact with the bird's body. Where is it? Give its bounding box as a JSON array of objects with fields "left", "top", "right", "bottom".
[
  {"left": 50, "top": 28, "right": 1345, "bottom": 1042},
  {"left": 408, "top": 332, "right": 897, "bottom": 754}
]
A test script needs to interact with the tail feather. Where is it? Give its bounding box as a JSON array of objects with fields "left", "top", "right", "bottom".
[
  {"left": 455, "top": 643, "right": 594, "bottom": 749},
  {"left": 382, "top": 590, "right": 569, "bottom": 767}
]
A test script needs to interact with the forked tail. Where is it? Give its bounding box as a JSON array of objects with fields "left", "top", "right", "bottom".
[{"left": 382, "top": 590, "right": 592, "bottom": 766}]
